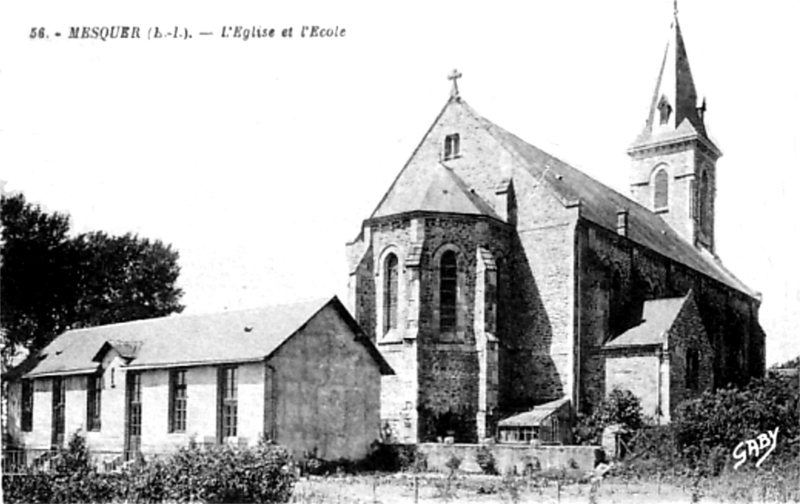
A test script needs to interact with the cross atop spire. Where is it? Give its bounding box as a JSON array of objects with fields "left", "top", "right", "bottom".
[
  {"left": 674, "top": 0, "right": 678, "bottom": 17},
  {"left": 448, "top": 69, "right": 462, "bottom": 98}
]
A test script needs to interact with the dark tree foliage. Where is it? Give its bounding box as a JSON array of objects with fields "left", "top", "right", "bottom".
[
  {"left": 70, "top": 231, "right": 184, "bottom": 328},
  {"left": 1, "top": 193, "right": 184, "bottom": 358},
  {"left": 1, "top": 194, "right": 76, "bottom": 353}
]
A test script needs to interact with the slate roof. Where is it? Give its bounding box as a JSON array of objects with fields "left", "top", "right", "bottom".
[
  {"left": 631, "top": 16, "right": 706, "bottom": 149},
  {"left": 603, "top": 295, "right": 688, "bottom": 349},
  {"left": 498, "top": 397, "right": 570, "bottom": 428},
  {"left": 372, "top": 161, "right": 499, "bottom": 220},
  {"left": 467, "top": 103, "right": 757, "bottom": 299},
  {"left": 22, "top": 296, "right": 393, "bottom": 378},
  {"left": 364, "top": 88, "right": 754, "bottom": 299}
]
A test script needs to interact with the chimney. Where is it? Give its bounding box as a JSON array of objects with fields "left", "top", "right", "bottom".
[{"left": 616, "top": 208, "right": 629, "bottom": 237}]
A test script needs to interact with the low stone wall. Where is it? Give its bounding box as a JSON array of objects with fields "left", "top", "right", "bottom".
[{"left": 418, "top": 443, "right": 603, "bottom": 474}]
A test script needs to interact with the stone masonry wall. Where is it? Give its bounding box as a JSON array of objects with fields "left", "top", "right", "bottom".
[
  {"left": 605, "top": 351, "right": 665, "bottom": 420},
  {"left": 667, "top": 293, "right": 714, "bottom": 417},
  {"left": 577, "top": 220, "right": 763, "bottom": 415},
  {"left": 505, "top": 164, "right": 579, "bottom": 412},
  {"left": 348, "top": 212, "right": 511, "bottom": 443},
  {"left": 415, "top": 215, "right": 509, "bottom": 442}
]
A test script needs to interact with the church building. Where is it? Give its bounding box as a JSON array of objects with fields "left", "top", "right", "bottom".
[{"left": 345, "top": 8, "right": 765, "bottom": 444}]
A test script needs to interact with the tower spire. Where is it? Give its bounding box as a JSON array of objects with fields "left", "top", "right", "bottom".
[
  {"left": 629, "top": 2, "right": 715, "bottom": 150},
  {"left": 627, "top": 4, "right": 721, "bottom": 253}
]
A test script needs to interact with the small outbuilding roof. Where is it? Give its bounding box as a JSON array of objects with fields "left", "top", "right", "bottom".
[
  {"left": 603, "top": 294, "right": 689, "bottom": 349},
  {"left": 498, "top": 397, "right": 570, "bottom": 428},
  {"left": 20, "top": 296, "right": 393, "bottom": 378}
]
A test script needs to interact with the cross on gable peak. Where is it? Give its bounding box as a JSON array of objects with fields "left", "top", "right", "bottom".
[{"left": 448, "top": 68, "right": 462, "bottom": 98}]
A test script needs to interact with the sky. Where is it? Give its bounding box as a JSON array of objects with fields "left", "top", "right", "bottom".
[{"left": 1, "top": 0, "right": 798, "bottom": 366}]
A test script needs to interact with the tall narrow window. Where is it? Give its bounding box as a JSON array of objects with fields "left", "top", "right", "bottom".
[
  {"left": 443, "top": 133, "right": 460, "bottom": 160},
  {"left": 686, "top": 348, "right": 700, "bottom": 391},
  {"left": 51, "top": 377, "right": 65, "bottom": 447},
  {"left": 169, "top": 370, "right": 187, "bottom": 433},
  {"left": 219, "top": 367, "right": 238, "bottom": 439},
  {"left": 654, "top": 169, "right": 669, "bottom": 210},
  {"left": 440, "top": 250, "right": 458, "bottom": 332},
  {"left": 383, "top": 253, "right": 399, "bottom": 334},
  {"left": 698, "top": 171, "right": 709, "bottom": 232},
  {"left": 125, "top": 372, "right": 142, "bottom": 460},
  {"left": 21, "top": 380, "right": 33, "bottom": 432},
  {"left": 87, "top": 374, "right": 102, "bottom": 431}
]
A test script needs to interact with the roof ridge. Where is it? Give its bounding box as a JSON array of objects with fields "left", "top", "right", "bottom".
[
  {"left": 61, "top": 296, "right": 333, "bottom": 336},
  {"left": 369, "top": 97, "right": 456, "bottom": 220}
]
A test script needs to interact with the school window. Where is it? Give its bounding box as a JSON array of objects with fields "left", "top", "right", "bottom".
[
  {"left": 169, "top": 369, "right": 187, "bottom": 433},
  {"left": 440, "top": 250, "right": 458, "bottom": 332},
  {"left": 443, "top": 133, "right": 460, "bottom": 160},
  {"left": 87, "top": 374, "right": 102, "bottom": 431},
  {"left": 52, "top": 377, "right": 66, "bottom": 444},
  {"left": 219, "top": 367, "right": 238, "bottom": 438},
  {"left": 21, "top": 380, "right": 34, "bottom": 432}
]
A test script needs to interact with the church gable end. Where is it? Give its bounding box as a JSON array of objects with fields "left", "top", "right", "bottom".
[{"left": 348, "top": 5, "right": 765, "bottom": 442}]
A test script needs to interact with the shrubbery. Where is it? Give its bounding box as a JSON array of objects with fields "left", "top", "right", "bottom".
[
  {"left": 623, "top": 372, "right": 799, "bottom": 477},
  {"left": 672, "top": 373, "right": 799, "bottom": 468},
  {"left": 357, "top": 442, "right": 426, "bottom": 473},
  {"left": 2, "top": 433, "right": 298, "bottom": 503},
  {"left": 573, "top": 388, "right": 644, "bottom": 445},
  {"left": 476, "top": 444, "right": 498, "bottom": 475}
]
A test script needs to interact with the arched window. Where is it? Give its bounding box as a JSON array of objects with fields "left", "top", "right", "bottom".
[
  {"left": 654, "top": 169, "right": 669, "bottom": 210},
  {"left": 383, "top": 253, "right": 399, "bottom": 334},
  {"left": 698, "top": 171, "right": 709, "bottom": 232},
  {"left": 439, "top": 250, "right": 458, "bottom": 332}
]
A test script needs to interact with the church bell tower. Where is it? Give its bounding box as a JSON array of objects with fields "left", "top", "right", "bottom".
[{"left": 627, "top": 2, "right": 721, "bottom": 252}]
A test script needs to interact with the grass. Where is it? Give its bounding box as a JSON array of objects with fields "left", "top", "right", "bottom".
[{"left": 289, "top": 462, "right": 800, "bottom": 504}]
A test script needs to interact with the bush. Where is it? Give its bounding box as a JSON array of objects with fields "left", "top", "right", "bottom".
[
  {"left": 620, "top": 373, "right": 800, "bottom": 479},
  {"left": 359, "top": 442, "right": 425, "bottom": 473},
  {"left": 573, "top": 388, "right": 644, "bottom": 445},
  {"left": 674, "top": 373, "right": 799, "bottom": 467},
  {"left": 2, "top": 434, "right": 298, "bottom": 504},
  {"left": 445, "top": 453, "right": 462, "bottom": 473},
  {"left": 476, "top": 445, "right": 497, "bottom": 475}
]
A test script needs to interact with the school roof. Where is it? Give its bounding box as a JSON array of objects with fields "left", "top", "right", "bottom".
[{"left": 20, "top": 296, "right": 393, "bottom": 378}]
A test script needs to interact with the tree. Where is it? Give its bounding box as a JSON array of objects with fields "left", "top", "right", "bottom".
[
  {"left": 70, "top": 231, "right": 184, "bottom": 328},
  {"left": 1, "top": 192, "right": 184, "bottom": 360},
  {"left": 1, "top": 193, "right": 76, "bottom": 356}
]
